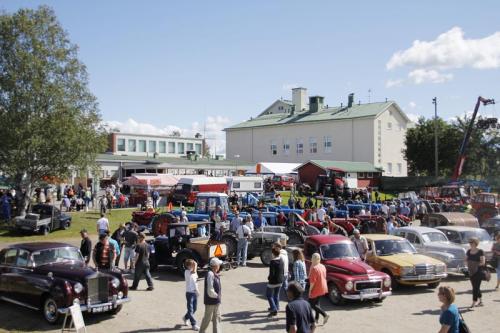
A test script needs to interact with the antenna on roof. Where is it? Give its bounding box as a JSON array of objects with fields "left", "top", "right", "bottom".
[
  {"left": 385, "top": 97, "right": 388, "bottom": 102},
  {"left": 368, "top": 89, "right": 372, "bottom": 103}
]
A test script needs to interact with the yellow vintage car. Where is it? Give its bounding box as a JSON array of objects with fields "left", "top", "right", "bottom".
[{"left": 365, "top": 234, "right": 447, "bottom": 288}]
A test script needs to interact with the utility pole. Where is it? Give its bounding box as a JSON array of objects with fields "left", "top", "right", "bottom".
[{"left": 432, "top": 97, "right": 439, "bottom": 177}]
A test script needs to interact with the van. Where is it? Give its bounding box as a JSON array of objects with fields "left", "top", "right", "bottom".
[
  {"left": 272, "top": 175, "right": 295, "bottom": 190},
  {"left": 226, "top": 176, "right": 264, "bottom": 195},
  {"left": 173, "top": 177, "right": 228, "bottom": 205}
]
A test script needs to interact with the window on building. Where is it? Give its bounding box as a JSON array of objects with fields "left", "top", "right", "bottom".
[
  {"left": 367, "top": 172, "right": 373, "bottom": 178},
  {"left": 128, "top": 139, "right": 136, "bottom": 152},
  {"left": 324, "top": 136, "right": 332, "bottom": 153},
  {"left": 270, "top": 141, "right": 277, "bottom": 155},
  {"left": 159, "top": 141, "right": 166, "bottom": 153},
  {"left": 387, "top": 163, "right": 392, "bottom": 174},
  {"left": 387, "top": 122, "right": 392, "bottom": 130},
  {"left": 195, "top": 143, "right": 202, "bottom": 155},
  {"left": 309, "top": 137, "right": 317, "bottom": 154},
  {"left": 117, "top": 138, "right": 126, "bottom": 152},
  {"left": 358, "top": 172, "right": 365, "bottom": 178},
  {"left": 187, "top": 143, "right": 194, "bottom": 151},
  {"left": 168, "top": 142, "right": 176, "bottom": 154},
  {"left": 397, "top": 163, "right": 402, "bottom": 174},
  {"left": 278, "top": 106, "right": 284, "bottom": 110},
  {"left": 148, "top": 140, "right": 156, "bottom": 153},
  {"left": 178, "top": 142, "right": 185, "bottom": 154},
  {"left": 283, "top": 140, "right": 290, "bottom": 155},
  {"left": 138, "top": 140, "right": 146, "bottom": 152},
  {"left": 296, "top": 139, "right": 303, "bottom": 155}
]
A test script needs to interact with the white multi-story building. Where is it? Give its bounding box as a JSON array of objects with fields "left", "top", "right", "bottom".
[
  {"left": 108, "top": 132, "right": 204, "bottom": 158},
  {"left": 225, "top": 88, "right": 412, "bottom": 176}
]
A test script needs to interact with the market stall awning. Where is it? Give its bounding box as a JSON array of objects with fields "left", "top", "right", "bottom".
[{"left": 122, "top": 174, "right": 178, "bottom": 187}]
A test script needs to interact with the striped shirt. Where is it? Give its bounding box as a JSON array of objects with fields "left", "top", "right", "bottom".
[{"left": 293, "top": 260, "right": 307, "bottom": 287}]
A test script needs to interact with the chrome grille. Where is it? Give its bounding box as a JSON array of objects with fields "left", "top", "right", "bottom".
[
  {"left": 415, "top": 264, "right": 435, "bottom": 275},
  {"left": 355, "top": 280, "right": 382, "bottom": 291},
  {"left": 87, "top": 276, "right": 109, "bottom": 305}
]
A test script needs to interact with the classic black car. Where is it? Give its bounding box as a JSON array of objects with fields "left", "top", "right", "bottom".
[
  {"left": 0, "top": 242, "right": 130, "bottom": 324},
  {"left": 482, "top": 215, "right": 500, "bottom": 236},
  {"left": 15, "top": 204, "right": 72, "bottom": 235}
]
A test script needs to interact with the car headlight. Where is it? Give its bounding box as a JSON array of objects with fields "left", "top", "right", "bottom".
[
  {"left": 383, "top": 278, "right": 391, "bottom": 287},
  {"left": 111, "top": 278, "right": 120, "bottom": 289},
  {"left": 345, "top": 281, "right": 354, "bottom": 291},
  {"left": 435, "top": 264, "right": 446, "bottom": 273},
  {"left": 118, "top": 291, "right": 124, "bottom": 299},
  {"left": 401, "top": 267, "right": 415, "bottom": 276},
  {"left": 73, "top": 282, "right": 83, "bottom": 294}
]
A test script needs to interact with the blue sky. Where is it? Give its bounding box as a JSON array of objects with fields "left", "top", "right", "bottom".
[{"left": 2, "top": 1, "right": 499, "bottom": 153}]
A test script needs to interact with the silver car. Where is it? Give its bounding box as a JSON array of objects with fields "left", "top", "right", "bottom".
[
  {"left": 436, "top": 226, "right": 494, "bottom": 264},
  {"left": 394, "top": 226, "right": 467, "bottom": 274}
]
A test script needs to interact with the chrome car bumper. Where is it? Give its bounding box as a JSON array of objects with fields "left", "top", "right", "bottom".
[
  {"left": 58, "top": 297, "right": 130, "bottom": 314},
  {"left": 343, "top": 291, "right": 392, "bottom": 301},
  {"left": 446, "top": 266, "right": 468, "bottom": 274},
  {"left": 399, "top": 273, "right": 447, "bottom": 281}
]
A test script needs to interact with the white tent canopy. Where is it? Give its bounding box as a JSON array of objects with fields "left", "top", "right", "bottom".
[{"left": 245, "top": 162, "right": 301, "bottom": 176}]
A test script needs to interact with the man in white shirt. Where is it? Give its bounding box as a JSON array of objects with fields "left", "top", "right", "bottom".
[
  {"left": 236, "top": 220, "right": 251, "bottom": 266},
  {"left": 381, "top": 202, "right": 389, "bottom": 216},
  {"left": 96, "top": 213, "right": 109, "bottom": 235},
  {"left": 352, "top": 229, "right": 369, "bottom": 261},
  {"left": 317, "top": 206, "right": 326, "bottom": 223}
]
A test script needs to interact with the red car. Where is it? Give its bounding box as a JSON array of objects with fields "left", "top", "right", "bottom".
[
  {"left": 297, "top": 235, "right": 392, "bottom": 305},
  {"left": 272, "top": 175, "right": 295, "bottom": 191}
]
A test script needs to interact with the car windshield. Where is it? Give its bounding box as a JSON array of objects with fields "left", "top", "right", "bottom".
[
  {"left": 422, "top": 232, "right": 448, "bottom": 243},
  {"left": 320, "top": 243, "right": 360, "bottom": 259},
  {"left": 374, "top": 239, "right": 416, "bottom": 256},
  {"left": 460, "top": 230, "right": 491, "bottom": 243},
  {"left": 32, "top": 247, "right": 83, "bottom": 266}
]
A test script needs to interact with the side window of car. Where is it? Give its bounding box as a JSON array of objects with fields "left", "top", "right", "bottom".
[
  {"left": 2, "top": 249, "right": 18, "bottom": 265},
  {"left": 16, "top": 250, "right": 31, "bottom": 267},
  {"left": 406, "top": 233, "right": 417, "bottom": 244},
  {"left": 445, "top": 231, "right": 459, "bottom": 243}
]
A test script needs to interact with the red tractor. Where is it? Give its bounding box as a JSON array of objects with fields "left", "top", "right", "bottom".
[{"left": 472, "top": 193, "right": 499, "bottom": 225}]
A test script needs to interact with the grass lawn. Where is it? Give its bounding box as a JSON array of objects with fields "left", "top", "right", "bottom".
[{"left": 0, "top": 208, "right": 137, "bottom": 243}]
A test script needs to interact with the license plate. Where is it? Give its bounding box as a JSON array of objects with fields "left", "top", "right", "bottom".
[
  {"left": 91, "top": 305, "right": 111, "bottom": 313},
  {"left": 418, "top": 274, "right": 434, "bottom": 280},
  {"left": 360, "top": 288, "right": 379, "bottom": 294}
]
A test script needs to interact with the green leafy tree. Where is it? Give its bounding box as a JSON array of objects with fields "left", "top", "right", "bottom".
[{"left": 0, "top": 7, "right": 107, "bottom": 213}]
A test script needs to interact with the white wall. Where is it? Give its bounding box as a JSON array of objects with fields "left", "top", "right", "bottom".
[{"left": 113, "top": 134, "right": 203, "bottom": 158}]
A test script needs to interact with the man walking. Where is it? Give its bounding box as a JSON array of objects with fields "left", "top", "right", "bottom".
[
  {"left": 199, "top": 258, "right": 222, "bottom": 333},
  {"left": 236, "top": 219, "right": 251, "bottom": 267},
  {"left": 123, "top": 223, "right": 138, "bottom": 272},
  {"left": 96, "top": 213, "right": 109, "bottom": 235},
  {"left": 79, "top": 229, "right": 92, "bottom": 265},
  {"left": 286, "top": 281, "right": 316, "bottom": 333},
  {"left": 130, "top": 232, "right": 154, "bottom": 291}
]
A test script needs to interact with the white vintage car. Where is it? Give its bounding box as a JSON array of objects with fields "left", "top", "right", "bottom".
[{"left": 394, "top": 226, "right": 468, "bottom": 275}]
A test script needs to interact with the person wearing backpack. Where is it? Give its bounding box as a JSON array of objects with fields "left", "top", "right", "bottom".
[{"left": 437, "top": 286, "right": 459, "bottom": 333}]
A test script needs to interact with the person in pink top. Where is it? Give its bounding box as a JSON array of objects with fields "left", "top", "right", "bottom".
[{"left": 308, "top": 253, "right": 329, "bottom": 325}]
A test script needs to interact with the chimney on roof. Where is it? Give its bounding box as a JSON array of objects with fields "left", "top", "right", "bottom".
[
  {"left": 292, "top": 87, "right": 307, "bottom": 112},
  {"left": 348, "top": 93, "right": 354, "bottom": 108},
  {"left": 309, "top": 96, "right": 324, "bottom": 113}
]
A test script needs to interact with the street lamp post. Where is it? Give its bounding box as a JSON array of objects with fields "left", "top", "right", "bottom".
[{"left": 432, "top": 97, "right": 439, "bottom": 177}]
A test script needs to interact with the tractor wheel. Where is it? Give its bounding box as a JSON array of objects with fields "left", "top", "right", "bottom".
[
  {"left": 176, "top": 252, "right": 195, "bottom": 274},
  {"left": 260, "top": 248, "right": 273, "bottom": 266}
]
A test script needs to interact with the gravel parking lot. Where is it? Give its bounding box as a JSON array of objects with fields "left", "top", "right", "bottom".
[{"left": 0, "top": 238, "right": 498, "bottom": 333}]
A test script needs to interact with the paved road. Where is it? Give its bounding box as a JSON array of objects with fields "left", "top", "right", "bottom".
[{"left": 0, "top": 249, "right": 498, "bottom": 333}]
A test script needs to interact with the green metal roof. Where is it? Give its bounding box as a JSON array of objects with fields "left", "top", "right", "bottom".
[
  {"left": 298, "top": 160, "right": 382, "bottom": 173},
  {"left": 226, "top": 101, "right": 395, "bottom": 130},
  {"left": 96, "top": 154, "right": 252, "bottom": 167}
]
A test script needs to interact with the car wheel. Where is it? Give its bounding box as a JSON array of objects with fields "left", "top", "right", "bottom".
[
  {"left": 327, "top": 282, "right": 344, "bottom": 305},
  {"left": 260, "top": 248, "right": 273, "bottom": 266},
  {"left": 42, "top": 296, "right": 61, "bottom": 324},
  {"left": 110, "top": 305, "right": 122, "bottom": 315},
  {"left": 41, "top": 225, "right": 51, "bottom": 236},
  {"left": 62, "top": 221, "right": 70, "bottom": 230},
  {"left": 427, "top": 282, "right": 440, "bottom": 289}
]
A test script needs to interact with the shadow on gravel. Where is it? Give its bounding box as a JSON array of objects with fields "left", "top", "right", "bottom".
[
  {"left": 222, "top": 310, "right": 286, "bottom": 330},
  {"left": 121, "top": 324, "right": 184, "bottom": 332},
  {"left": 240, "top": 282, "right": 268, "bottom": 300},
  {"left": 413, "top": 306, "right": 475, "bottom": 316}
]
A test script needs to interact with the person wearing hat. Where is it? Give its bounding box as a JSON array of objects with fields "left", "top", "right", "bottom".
[
  {"left": 79, "top": 229, "right": 92, "bottom": 265},
  {"left": 352, "top": 229, "right": 369, "bottom": 261},
  {"left": 199, "top": 257, "right": 222, "bottom": 333}
]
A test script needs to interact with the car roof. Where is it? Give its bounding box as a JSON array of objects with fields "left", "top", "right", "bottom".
[
  {"left": 308, "top": 234, "right": 350, "bottom": 245},
  {"left": 365, "top": 234, "right": 404, "bottom": 241},
  {"left": 398, "top": 226, "right": 443, "bottom": 234},
  {"left": 6, "top": 242, "right": 75, "bottom": 252},
  {"left": 435, "top": 226, "right": 482, "bottom": 232}
]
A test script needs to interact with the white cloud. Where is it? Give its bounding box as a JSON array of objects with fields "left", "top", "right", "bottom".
[
  {"left": 406, "top": 113, "right": 421, "bottom": 123},
  {"left": 408, "top": 69, "right": 453, "bottom": 84},
  {"left": 408, "top": 101, "right": 417, "bottom": 109},
  {"left": 386, "top": 27, "right": 500, "bottom": 85},
  {"left": 103, "top": 116, "right": 231, "bottom": 156}
]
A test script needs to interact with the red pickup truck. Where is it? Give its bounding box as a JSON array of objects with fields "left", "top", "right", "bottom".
[
  {"left": 292, "top": 235, "right": 392, "bottom": 305},
  {"left": 272, "top": 175, "right": 295, "bottom": 191}
]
